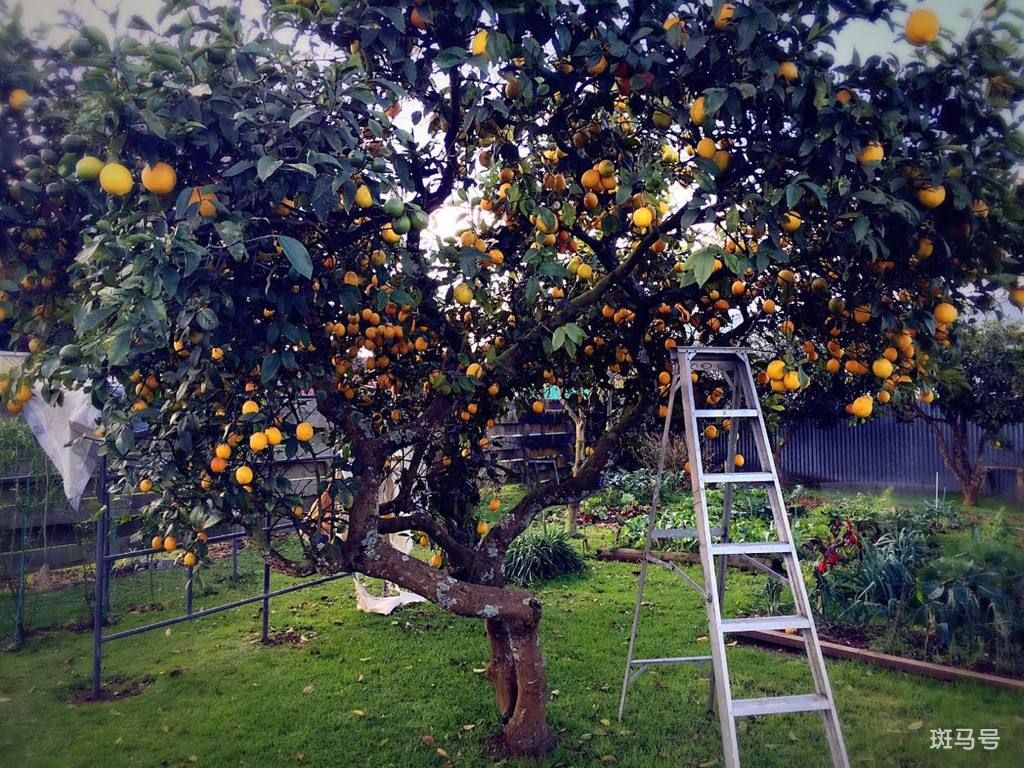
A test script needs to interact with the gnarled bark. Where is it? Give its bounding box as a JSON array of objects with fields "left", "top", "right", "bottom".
[{"left": 488, "top": 619, "right": 557, "bottom": 756}]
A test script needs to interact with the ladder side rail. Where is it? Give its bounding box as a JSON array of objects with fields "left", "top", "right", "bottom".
[
  {"left": 717, "top": 375, "right": 742, "bottom": 600},
  {"left": 617, "top": 374, "right": 680, "bottom": 721},
  {"left": 736, "top": 357, "right": 851, "bottom": 768},
  {"left": 679, "top": 350, "right": 741, "bottom": 768}
]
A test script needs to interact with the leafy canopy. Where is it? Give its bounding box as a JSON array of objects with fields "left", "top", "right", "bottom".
[{"left": 0, "top": 0, "right": 1022, "bottom": 568}]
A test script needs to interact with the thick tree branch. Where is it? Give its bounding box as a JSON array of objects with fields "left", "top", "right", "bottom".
[{"left": 377, "top": 512, "right": 475, "bottom": 566}]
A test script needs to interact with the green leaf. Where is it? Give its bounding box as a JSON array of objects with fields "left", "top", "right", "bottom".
[
  {"left": 537, "top": 207, "right": 557, "bottom": 233},
  {"left": 258, "top": 155, "right": 283, "bottom": 182},
  {"left": 107, "top": 325, "right": 132, "bottom": 365},
  {"left": 77, "top": 306, "right": 116, "bottom": 333},
  {"left": 223, "top": 160, "right": 253, "bottom": 177},
  {"left": 703, "top": 87, "right": 728, "bottom": 114},
  {"left": 287, "top": 163, "right": 317, "bottom": 177},
  {"left": 289, "top": 105, "right": 319, "bottom": 128},
  {"left": 725, "top": 205, "right": 740, "bottom": 232},
  {"left": 276, "top": 235, "right": 312, "bottom": 279},
  {"left": 525, "top": 276, "right": 540, "bottom": 305},
  {"left": 214, "top": 220, "right": 247, "bottom": 262},
  {"left": 552, "top": 326, "right": 566, "bottom": 351},
  {"left": 852, "top": 216, "right": 869, "bottom": 243},
  {"left": 261, "top": 353, "right": 281, "bottom": 383},
  {"left": 141, "top": 109, "right": 167, "bottom": 140},
  {"left": 196, "top": 308, "right": 219, "bottom": 330},
  {"left": 81, "top": 25, "right": 109, "bottom": 50},
  {"left": 127, "top": 15, "right": 153, "bottom": 31},
  {"left": 686, "top": 247, "right": 718, "bottom": 287},
  {"left": 148, "top": 52, "right": 182, "bottom": 72}
]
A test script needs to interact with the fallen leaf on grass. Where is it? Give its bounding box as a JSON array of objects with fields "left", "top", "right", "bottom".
[
  {"left": 437, "top": 747, "right": 449, "bottom": 758},
  {"left": 462, "top": 724, "right": 475, "bottom": 731},
  {"left": 907, "top": 721, "right": 924, "bottom": 731},
  {"left": 302, "top": 685, "right": 314, "bottom": 695},
  {"left": 352, "top": 709, "right": 366, "bottom": 717},
  {"left": 420, "top": 735, "right": 435, "bottom": 747},
  {"left": 600, "top": 718, "right": 611, "bottom": 726}
]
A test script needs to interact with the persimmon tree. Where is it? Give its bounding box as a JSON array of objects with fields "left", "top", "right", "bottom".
[{"left": 2, "top": 0, "right": 1024, "bottom": 755}]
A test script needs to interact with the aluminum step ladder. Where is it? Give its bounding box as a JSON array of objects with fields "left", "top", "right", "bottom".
[{"left": 617, "top": 347, "right": 849, "bottom": 768}]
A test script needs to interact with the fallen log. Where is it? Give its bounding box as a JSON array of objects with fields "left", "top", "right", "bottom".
[{"left": 595, "top": 547, "right": 772, "bottom": 571}]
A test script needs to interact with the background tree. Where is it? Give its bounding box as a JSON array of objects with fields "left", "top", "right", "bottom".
[
  {"left": 910, "top": 321, "right": 1024, "bottom": 506},
  {"left": 1, "top": 0, "right": 1023, "bottom": 755}
]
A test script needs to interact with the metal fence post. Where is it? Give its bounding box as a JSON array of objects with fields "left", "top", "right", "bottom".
[
  {"left": 13, "top": 499, "right": 28, "bottom": 648},
  {"left": 185, "top": 566, "right": 194, "bottom": 615},
  {"left": 231, "top": 530, "right": 239, "bottom": 583},
  {"left": 91, "top": 488, "right": 107, "bottom": 699},
  {"left": 261, "top": 512, "right": 271, "bottom": 643},
  {"left": 98, "top": 460, "right": 112, "bottom": 612}
]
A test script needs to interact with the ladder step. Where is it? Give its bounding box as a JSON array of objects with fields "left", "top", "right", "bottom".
[
  {"left": 719, "top": 616, "right": 810, "bottom": 633},
  {"left": 629, "top": 655, "right": 713, "bottom": 667},
  {"left": 710, "top": 542, "right": 793, "bottom": 556},
  {"left": 732, "top": 693, "right": 832, "bottom": 718},
  {"left": 693, "top": 409, "right": 759, "bottom": 418},
  {"left": 653, "top": 526, "right": 724, "bottom": 539},
  {"left": 703, "top": 472, "right": 774, "bottom": 484}
]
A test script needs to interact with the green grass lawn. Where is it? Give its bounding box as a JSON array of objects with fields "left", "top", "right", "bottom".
[{"left": 2, "top": 503, "right": 1022, "bottom": 767}]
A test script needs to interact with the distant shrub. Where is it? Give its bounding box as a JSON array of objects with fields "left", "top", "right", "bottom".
[{"left": 504, "top": 531, "right": 586, "bottom": 585}]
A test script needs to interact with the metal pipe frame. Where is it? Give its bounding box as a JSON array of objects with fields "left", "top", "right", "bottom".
[{"left": 90, "top": 455, "right": 343, "bottom": 698}]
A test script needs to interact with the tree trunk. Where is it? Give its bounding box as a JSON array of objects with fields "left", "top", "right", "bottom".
[
  {"left": 922, "top": 412, "right": 987, "bottom": 507},
  {"left": 566, "top": 413, "right": 585, "bottom": 535},
  {"left": 771, "top": 432, "right": 789, "bottom": 485},
  {"left": 566, "top": 501, "right": 579, "bottom": 535},
  {"left": 347, "top": 540, "right": 556, "bottom": 757},
  {"left": 486, "top": 618, "right": 517, "bottom": 721},
  {"left": 486, "top": 618, "right": 557, "bottom": 757},
  {"left": 961, "top": 465, "right": 987, "bottom": 507}
]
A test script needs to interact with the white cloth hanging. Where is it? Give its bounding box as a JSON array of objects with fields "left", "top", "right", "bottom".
[{"left": 1, "top": 352, "right": 100, "bottom": 511}]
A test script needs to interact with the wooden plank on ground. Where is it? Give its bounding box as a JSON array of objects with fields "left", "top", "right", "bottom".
[{"left": 740, "top": 629, "right": 1024, "bottom": 693}]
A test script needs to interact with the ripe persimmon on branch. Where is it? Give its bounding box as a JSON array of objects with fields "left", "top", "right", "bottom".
[{"left": 1, "top": 0, "right": 1023, "bottom": 756}]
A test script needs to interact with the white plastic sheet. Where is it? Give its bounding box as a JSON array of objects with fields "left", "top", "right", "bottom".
[
  {"left": 1, "top": 352, "right": 100, "bottom": 511},
  {"left": 21, "top": 388, "right": 100, "bottom": 511}
]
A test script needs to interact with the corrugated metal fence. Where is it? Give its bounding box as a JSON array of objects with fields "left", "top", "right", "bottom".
[{"left": 778, "top": 407, "right": 1024, "bottom": 500}]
